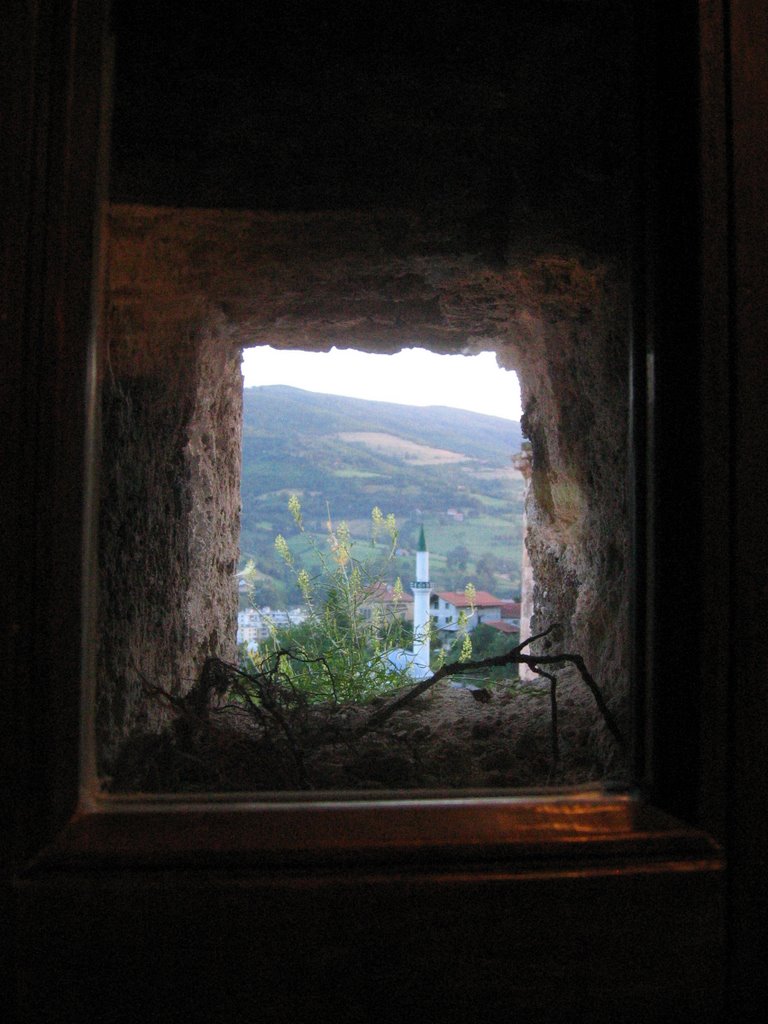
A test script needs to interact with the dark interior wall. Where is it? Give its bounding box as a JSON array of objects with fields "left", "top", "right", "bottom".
[
  {"left": 97, "top": 297, "right": 242, "bottom": 767},
  {"left": 109, "top": 0, "right": 631, "bottom": 250}
]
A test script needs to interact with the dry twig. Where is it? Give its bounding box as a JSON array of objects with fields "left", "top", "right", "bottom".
[{"left": 364, "top": 625, "right": 626, "bottom": 768}]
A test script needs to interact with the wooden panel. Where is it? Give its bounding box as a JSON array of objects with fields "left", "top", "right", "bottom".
[
  {"left": 17, "top": 794, "right": 724, "bottom": 1023},
  {"left": 18, "top": 852, "right": 723, "bottom": 1024},
  {"left": 727, "top": 0, "right": 768, "bottom": 1016}
]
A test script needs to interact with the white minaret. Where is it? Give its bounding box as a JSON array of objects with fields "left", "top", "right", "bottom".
[
  {"left": 411, "top": 525, "right": 432, "bottom": 674},
  {"left": 512, "top": 445, "right": 536, "bottom": 680}
]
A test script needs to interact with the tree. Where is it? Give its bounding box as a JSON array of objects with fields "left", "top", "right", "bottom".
[
  {"left": 244, "top": 577, "right": 281, "bottom": 608},
  {"left": 435, "top": 612, "right": 520, "bottom": 685},
  {"left": 474, "top": 552, "right": 501, "bottom": 592},
  {"left": 446, "top": 544, "right": 470, "bottom": 570}
]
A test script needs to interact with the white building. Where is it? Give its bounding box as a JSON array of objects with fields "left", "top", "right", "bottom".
[
  {"left": 236, "top": 606, "right": 307, "bottom": 645},
  {"left": 429, "top": 590, "right": 504, "bottom": 633},
  {"left": 236, "top": 608, "right": 269, "bottom": 645}
]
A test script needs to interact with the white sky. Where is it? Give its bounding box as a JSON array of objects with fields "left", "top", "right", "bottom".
[{"left": 241, "top": 346, "right": 522, "bottom": 421}]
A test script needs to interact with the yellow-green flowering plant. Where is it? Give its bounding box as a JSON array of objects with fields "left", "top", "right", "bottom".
[{"left": 243, "top": 499, "right": 414, "bottom": 703}]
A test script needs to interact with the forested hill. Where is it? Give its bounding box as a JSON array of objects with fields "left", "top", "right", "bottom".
[
  {"left": 240, "top": 385, "right": 526, "bottom": 603},
  {"left": 243, "top": 386, "right": 523, "bottom": 463}
]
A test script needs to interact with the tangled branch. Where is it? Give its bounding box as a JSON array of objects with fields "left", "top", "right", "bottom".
[
  {"left": 131, "top": 624, "right": 624, "bottom": 789},
  {"left": 365, "top": 625, "right": 626, "bottom": 764}
]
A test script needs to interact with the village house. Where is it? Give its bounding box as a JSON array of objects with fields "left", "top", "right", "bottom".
[
  {"left": 359, "top": 582, "right": 413, "bottom": 624},
  {"left": 483, "top": 600, "right": 522, "bottom": 635},
  {"left": 429, "top": 589, "right": 505, "bottom": 633}
]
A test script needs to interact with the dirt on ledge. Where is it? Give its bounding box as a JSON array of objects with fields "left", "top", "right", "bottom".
[{"left": 106, "top": 677, "right": 626, "bottom": 794}]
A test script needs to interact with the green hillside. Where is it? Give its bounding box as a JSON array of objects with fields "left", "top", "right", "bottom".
[{"left": 240, "top": 386, "right": 526, "bottom": 605}]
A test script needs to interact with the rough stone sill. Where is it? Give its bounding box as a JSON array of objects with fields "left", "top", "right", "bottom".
[{"left": 25, "top": 787, "right": 723, "bottom": 874}]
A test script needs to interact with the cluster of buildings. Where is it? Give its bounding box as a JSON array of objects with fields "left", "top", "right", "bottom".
[
  {"left": 358, "top": 582, "right": 520, "bottom": 636},
  {"left": 237, "top": 528, "right": 521, "bottom": 678}
]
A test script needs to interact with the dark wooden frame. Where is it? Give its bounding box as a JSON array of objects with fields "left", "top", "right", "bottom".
[{"left": 5, "top": 1, "right": 766, "bottom": 1021}]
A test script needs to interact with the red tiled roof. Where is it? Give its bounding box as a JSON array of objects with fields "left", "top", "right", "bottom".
[
  {"left": 433, "top": 590, "right": 503, "bottom": 608},
  {"left": 484, "top": 620, "right": 519, "bottom": 634},
  {"left": 500, "top": 601, "right": 521, "bottom": 617},
  {"left": 361, "top": 583, "right": 413, "bottom": 604}
]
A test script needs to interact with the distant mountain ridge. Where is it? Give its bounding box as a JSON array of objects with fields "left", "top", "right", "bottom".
[
  {"left": 240, "top": 385, "right": 525, "bottom": 603},
  {"left": 243, "top": 385, "right": 523, "bottom": 464}
]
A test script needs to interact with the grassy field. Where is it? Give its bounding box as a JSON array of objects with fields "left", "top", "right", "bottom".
[
  {"left": 338, "top": 431, "right": 473, "bottom": 465},
  {"left": 256, "top": 502, "right": 525, "bottom": 604}
]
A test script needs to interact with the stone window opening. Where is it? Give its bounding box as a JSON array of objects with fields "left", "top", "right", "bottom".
[
  {"left": 95, "top": 204, "right": 630, "bottom": 793},
  {"left": 237, "top": 341, "right": 525, "bottom": 613}
]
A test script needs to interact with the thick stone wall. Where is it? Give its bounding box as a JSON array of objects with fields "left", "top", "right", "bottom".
[
  {"left": 98, "top": 203, "right": 628, "bottom": 771},
  {"left": 437, "top": 259, "right": 629, "bottom": 747},
  {"left": 97, "top": 290, "right": 242, "bottom": 768}
]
